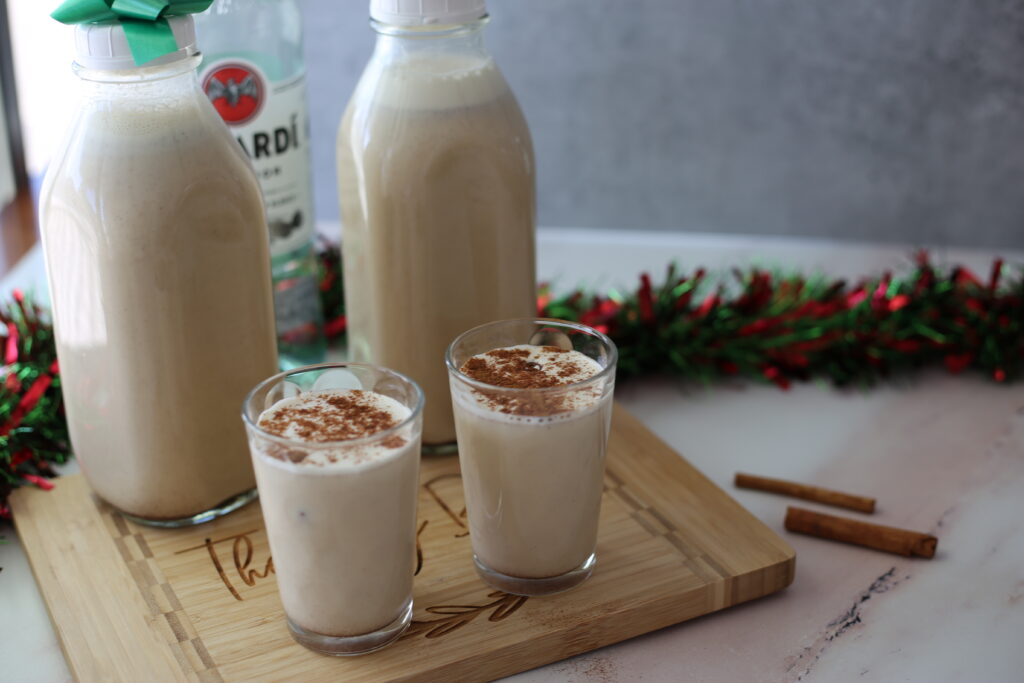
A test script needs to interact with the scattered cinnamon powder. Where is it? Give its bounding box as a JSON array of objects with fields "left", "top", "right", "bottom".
[
  {"left": 462, "top": 345, "right": 584, "bottom": 389},
  {"left": 258, "top": 389, "right": 403, "bottom": 443},
  {"left": 381, "top": 435, "right": 408, "bottom": 449},
  {"left": 263, "top": 443, "right": 310, "bottom": 465},
  {"left": 458, "top": 344, "right": 605, "bottom": 416}
]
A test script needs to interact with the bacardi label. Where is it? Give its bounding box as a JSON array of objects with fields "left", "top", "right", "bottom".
[{"left": 201, "top": 59, "right": 315, "bottom": 258}]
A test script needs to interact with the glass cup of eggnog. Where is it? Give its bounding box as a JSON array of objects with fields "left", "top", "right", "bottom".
[
  {"left": 242, "top": 363, "right": 423, "bottom": 655},
  {"left": 446, "top": 319, "right": 617, "bottom": 596}
]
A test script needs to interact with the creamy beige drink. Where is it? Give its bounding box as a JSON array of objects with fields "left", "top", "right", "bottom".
[
  {"left": 448, "top": 328, "right": 617, "bottom": 596},
  {"left": 244, "top": 369, "right": 423, "bottom": 655},
  {"left": 40, "top": 31, "right": 278, "bottom": 523},
  {"left": 338, "top": 43, "right": 536, "bottom": 447}
]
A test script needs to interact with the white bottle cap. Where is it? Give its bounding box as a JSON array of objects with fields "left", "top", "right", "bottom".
[
  {"left": 370, "top": 0, "right": 487, "bottom": 26},
  {"left": 73, "top": 15, "right": 198, "bottom": 71}
]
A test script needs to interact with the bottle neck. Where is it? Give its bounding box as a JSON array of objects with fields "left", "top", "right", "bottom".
[
  {"left": 370, "top": 18, "right": 490, "bottom": 63},
  {"left": 74, "top": 55, "right": 202, "bottom": 101}
]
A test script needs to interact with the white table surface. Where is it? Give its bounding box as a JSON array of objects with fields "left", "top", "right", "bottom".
[{"left": 2, "top": 227, "right": 1023, "bottom": 683}]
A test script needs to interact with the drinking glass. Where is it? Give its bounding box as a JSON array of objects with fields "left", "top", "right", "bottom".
[
  {"left": 242, "top": 363, "right": 423, "bottom": 655},
  {"left": 446, "top": 319, "right": 617, "bottom": 595}
]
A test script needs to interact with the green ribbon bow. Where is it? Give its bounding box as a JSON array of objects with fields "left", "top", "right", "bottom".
[{"left": 52, "top": 0, "right": 214, "bottom": 66}]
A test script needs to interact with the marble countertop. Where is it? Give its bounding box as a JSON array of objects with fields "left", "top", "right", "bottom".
[{"left": 2, "top": 228, "right": 1022, "bottom": 682}]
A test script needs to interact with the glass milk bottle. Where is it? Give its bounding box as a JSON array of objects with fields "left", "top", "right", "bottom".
[
  {"left": 39, "top": 16, "right": 279, "bottom": 525},
  {"left": 195, "top": 0, "right": 327, "bottom": 368},
  {"left": 337, "top": 0, "right": 537, "bottom": 450}
]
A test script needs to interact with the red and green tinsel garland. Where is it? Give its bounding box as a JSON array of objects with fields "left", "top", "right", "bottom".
[
  {"left": 0, "top": 291, "right": 67, "bottom": 519},
  {"left": 2, "top": 247, "right": 1022, "bottom": 514},
  {"left": 537, "top": 252, "right": 1023, "bottom": 388},
  {"left": 319, "top": 248, "right": 1023, "bottom": 387}
]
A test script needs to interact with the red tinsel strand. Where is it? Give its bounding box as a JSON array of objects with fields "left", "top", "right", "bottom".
[
  {"left": 324, "top": 315, "right": 347, "bottom": 338},
  {"left": 944, "top": 353, "right": 973, "bottom": 374},
  {"left": 1, "top": 370, "right": 54, "bottom": 437},
  {"left": 989, "top": 259, "right": 1003, "bottom": 292},
  {"left": 12, "top": 289, "right": 36, "bottom": 335},
  {"left": 762, "top": 366, "right": 791, "bottom": 390},
  {"left": 536, "top": 289, "right": 551, "bottom": 314},
  {"left": 846, "top": 287, "right": 868, "bottom": 308},
  {"left": 10, "top": 450, "right": 32, "bottom": 467},
  {"left": 21, "top": 473, "right": 54, "bottom": 491},
  {"left": 694, "top": 292, "right": 719, "bottom": 318},
  {"left": 319, "top": 268, "right": 336, "bottom": 293},
  {"left": 954, "top": 267, "right": 982, "bottom": 287},
  {"left": 887, "top": 295, "right": 911, "bottom": 312},
  {"left": 5, "top": 321, "right": 17, "bottom": 364},
  {"left": 638, "top": 273, "right": 655, "bottom": 323}
]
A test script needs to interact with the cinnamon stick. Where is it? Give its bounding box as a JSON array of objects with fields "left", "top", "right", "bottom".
[
  {"left": 735, "top": 472, "right": 876, "bottom": 513},
  {"left": 785, "top": 506, "right": 937, "bottom": 558}
]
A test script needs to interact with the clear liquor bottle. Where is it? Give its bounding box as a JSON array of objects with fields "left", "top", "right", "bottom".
[{"left": 196, "top": 0, "right": 326, "bottom": 369}]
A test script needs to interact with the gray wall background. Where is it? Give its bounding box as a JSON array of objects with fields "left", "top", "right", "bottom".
[{"left": 304, "top": 1, "right": 1024, "bottom": 248}]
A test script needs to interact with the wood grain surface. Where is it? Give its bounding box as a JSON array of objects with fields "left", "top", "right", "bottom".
[{"left": 12, "top": 404, "right": 796, "bottom": 682}]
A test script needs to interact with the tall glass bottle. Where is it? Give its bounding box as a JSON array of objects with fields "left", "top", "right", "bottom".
[
  {"left": 39, "top": 16, "right": 279, "bottom": 525},
  {"left": 337, "top": 0, "right": 537, "bottom": 450},
  {"left": 196, "top": 0, "right": 326, "bottom": 369}
]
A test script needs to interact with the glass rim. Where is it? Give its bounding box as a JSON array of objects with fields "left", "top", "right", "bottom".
[
  {"left": 240, "top": 362, "right": 425, "bottom": 450},
  {"left": 444, "top": 318, "right": 618, "bottom": 395},
  {"left": 370, "top": 15, "right": 490, "bottom": 38}
]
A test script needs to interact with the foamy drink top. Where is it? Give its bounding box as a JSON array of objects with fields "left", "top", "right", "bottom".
[
  {"left": 460, "top": 344, "right": 602, "bottom": 389},
  {"left": 456, "top": 344, "right": 606, "bottom": 417},
  {"left": 257, "top": 389, "right": 411, "bottom": 466}
]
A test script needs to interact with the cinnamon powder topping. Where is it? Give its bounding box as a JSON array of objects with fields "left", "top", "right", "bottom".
[
  {"left": 258, "top": 389, "right": 405, "bottom": 443},
  {"left": 458, "top": 344, "right": 605, "bottom": 416},
  {"left": 461, "top": 345, "right": 593, "bottom": 389}
]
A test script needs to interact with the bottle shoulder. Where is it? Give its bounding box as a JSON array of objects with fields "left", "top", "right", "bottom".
[
  {"left": 340, "top": 91, "right": 532, "bottom": 153},
  {"left": 42, "top": 100, "right": 263, "bottom": 212}
]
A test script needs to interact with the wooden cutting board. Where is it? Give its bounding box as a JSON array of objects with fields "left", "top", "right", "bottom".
[{"left": 11, "top": 404, "right": 795, "bottom": 682}]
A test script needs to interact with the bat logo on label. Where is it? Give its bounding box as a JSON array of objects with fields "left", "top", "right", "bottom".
[{"left": 203, "top": 63, "right": 265, "bottom": 125}]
